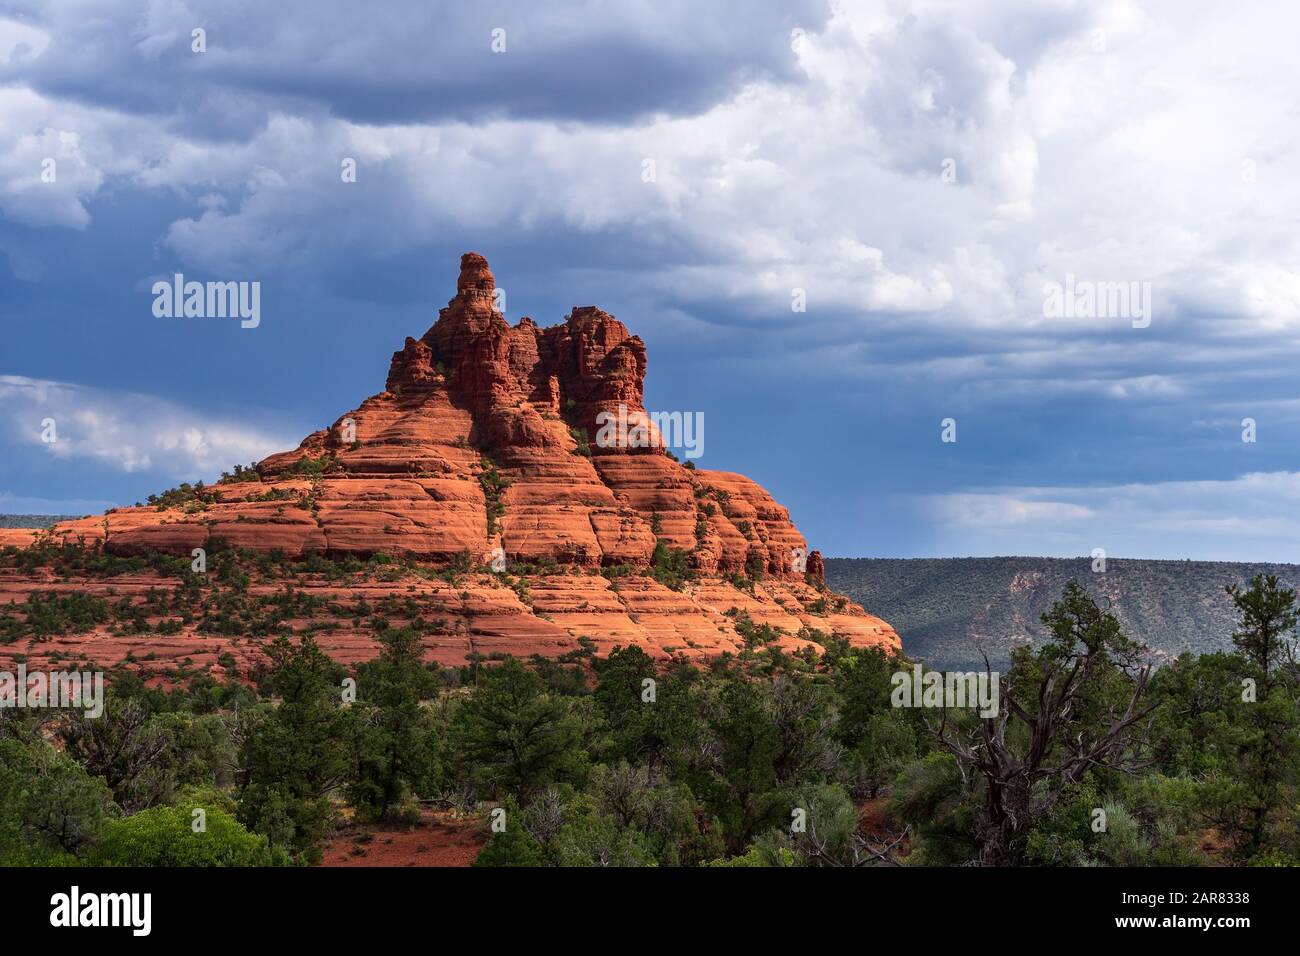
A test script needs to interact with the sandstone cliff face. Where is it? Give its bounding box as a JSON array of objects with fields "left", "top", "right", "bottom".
[{"left": 7, "top": 253, "right": 898, "bottom": 667}]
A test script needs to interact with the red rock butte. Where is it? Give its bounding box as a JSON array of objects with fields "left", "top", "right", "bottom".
[{"left": 0, "top": 253, "right": 898, "bottom": 671}]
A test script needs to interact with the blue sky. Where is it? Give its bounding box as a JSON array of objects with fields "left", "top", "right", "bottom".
[{"left": 3, "top": 0, "right": 1300, "bottom": 560}]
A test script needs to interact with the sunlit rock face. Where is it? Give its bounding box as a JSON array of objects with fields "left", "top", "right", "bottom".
[{"left": 8, "top": 253, "right": 898, "bottom": 669}]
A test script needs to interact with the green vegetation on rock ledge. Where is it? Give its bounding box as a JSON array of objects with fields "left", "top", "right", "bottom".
[{"left": 477, "top": 457, "right": 511, "bottom": 536}]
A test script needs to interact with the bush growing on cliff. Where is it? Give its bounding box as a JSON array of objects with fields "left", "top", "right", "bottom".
[
  {"left": 145, "top": 481, "right": 214, "bottom": 510},
  {"left": 2, "top": 591, "right": 110, "bottom": 643},
  {"left": 727, "top": 609, "right": 782, "bottom": 648},
  {"left": 284, "top": 454, "right": 340, "bottom": 479},
  {"left": 218, "top": 462, "right": 262, "bottom": 484},
  {"left": 649, "top": 539, "right": 694, "bottom": 590},
  {"left": 568, "top": 426, "right": 592, "bottom": 457},
  {"left": 477, "top": 459, "right": 511, "bottom": 535},
  {"left": 35, "top": 590, "right": 110, "bottom": 634}
]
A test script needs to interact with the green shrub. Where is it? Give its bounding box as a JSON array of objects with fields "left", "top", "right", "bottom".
[
  {"left": 478, "top": 459, "right": 511, "bottom": 535},
  {"left": 90, "top": 804, "right": 287, "bottom": 867},
  {"left": 650, "top": 540, "right": 695, "bottom": 590}
]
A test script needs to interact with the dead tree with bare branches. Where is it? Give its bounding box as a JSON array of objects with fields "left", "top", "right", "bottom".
[{"left": 929, "top": 581, "right": 1158, "bottom": 866}]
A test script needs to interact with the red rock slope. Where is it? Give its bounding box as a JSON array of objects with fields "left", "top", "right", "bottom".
[{"left": 0, "top": 253, "right": 898, "bottom": 671}]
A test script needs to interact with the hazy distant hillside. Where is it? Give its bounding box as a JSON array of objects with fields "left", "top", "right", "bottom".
[
  {"left": 826, "top": 557, "right": 1300, "bottom": 670},
  {"left": 0, "top": 514, "right": 77, "bottom": 529}
]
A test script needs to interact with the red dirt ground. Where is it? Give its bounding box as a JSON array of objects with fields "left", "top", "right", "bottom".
[{"left": 318, "top": 809, "right": 486, "bottom": 867}]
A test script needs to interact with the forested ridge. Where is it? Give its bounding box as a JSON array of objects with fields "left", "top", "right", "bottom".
[
  {"left": 0, "top": 515, "right": 77, "bottom": 529},
  {"left": 827, "top": 556, "right": 1300, "bottom": 669}
]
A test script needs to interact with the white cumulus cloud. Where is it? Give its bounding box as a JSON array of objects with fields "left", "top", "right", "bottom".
[{"left": 0, "top": 374, "right": 293, "bottom": 478}]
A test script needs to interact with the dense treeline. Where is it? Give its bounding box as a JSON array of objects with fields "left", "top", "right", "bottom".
[
  {"left": 827, "top": 556, "right": 1300, "bottom": 669},
  {"left": 3, "top": 556, "right": 1299, "bottom": 866}
]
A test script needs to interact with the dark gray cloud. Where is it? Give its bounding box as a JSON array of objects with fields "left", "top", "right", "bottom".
[{"left": 2, "top": 0, "right": 829, "bottom": 137}]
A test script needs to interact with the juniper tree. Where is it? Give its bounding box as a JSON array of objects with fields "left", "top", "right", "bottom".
[
  {"left": 1223, "top": 574, "right": 1300, "bottom": 855},
  {"left": 930, "top": 581, "right": 1156, "bottom": 865}
]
